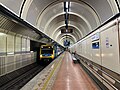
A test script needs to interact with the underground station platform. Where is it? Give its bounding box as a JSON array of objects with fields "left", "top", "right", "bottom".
[{"left": 20, "top": 52, "right": 99, "bottom": 90}]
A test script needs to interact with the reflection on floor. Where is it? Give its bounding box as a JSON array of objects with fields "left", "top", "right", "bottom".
[{"left": 52, "top": 52, "right": 98, "bottom": 90}]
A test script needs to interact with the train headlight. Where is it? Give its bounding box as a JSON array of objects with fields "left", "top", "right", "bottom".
[
  {"left": 40, "top": 55, "right": 42, "bottom": 58},
  {"left": 51, "top": 55, "right": 54, "bottom": 59}
]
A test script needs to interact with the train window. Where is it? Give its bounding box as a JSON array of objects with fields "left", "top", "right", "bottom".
[
  {"left": 41, "top": 49, "right": 53, "bottom": 54},
  {"left": 41, "top": 46, "right": 53, "bottom": 54},
  {"left": 92, "top": 42, "right": 99, "bottom": 49}
]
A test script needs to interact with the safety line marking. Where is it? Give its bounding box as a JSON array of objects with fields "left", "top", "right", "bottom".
[{"left": 41, "top": 54, "right": 64, "bottom": 90}]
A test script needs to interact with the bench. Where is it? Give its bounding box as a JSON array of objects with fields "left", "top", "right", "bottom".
[{"left": 72, "top": 54, "right": 78, "bottom": 64}]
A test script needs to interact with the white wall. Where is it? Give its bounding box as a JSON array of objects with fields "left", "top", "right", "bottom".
[
  {"left": 100, "top": 25, "right": 120, "bottom": 74},
  {"left": 0, "top": 32, "right": 6, "bottom": 54}
]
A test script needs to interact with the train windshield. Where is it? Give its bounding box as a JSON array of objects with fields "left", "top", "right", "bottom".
[{"left": 41, "top": 46, "right": 53, "bottom": 54}]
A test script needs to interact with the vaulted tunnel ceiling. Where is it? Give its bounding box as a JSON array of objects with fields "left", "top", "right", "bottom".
[{"left": 0, "top": 0, "right": 120, "bottom": 46}]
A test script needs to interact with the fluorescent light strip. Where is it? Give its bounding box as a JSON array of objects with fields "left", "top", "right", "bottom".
[{"left": 66, "top": 2, "right": 68, "bottom": 8}]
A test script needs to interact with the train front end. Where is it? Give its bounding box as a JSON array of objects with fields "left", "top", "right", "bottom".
[{"left": 40, "top": 45, "right": 54, "bottom": 62}]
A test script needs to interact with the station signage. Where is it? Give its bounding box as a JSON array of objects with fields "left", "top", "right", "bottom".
[
  {"left": 92, "top": 33, "right": 99, "bottom": 41},
  {"left": 61, "top": 29, "right": 73, "bottom": 33}
]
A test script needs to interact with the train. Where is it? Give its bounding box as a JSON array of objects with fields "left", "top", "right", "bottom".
[
  {"left": 40, "top": 44, "right": 64, "bottom": 62},
  {"left": 69, "top": 15, "right": 120, "bottom": 89},
  {"left": 40, "top": 45, "right": 55, "bottom": 62}
]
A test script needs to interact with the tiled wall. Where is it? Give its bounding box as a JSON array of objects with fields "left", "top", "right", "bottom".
[
  {"left": 0, "top": 32, "right": 36, "bottom": 76},
  {"left": 0, "top": 52, "right": 37, "bottom": 76}
]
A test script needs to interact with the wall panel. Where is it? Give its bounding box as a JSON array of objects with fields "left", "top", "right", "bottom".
[
  {"left": 15, "top": 36, "right": 21, "bottom": 53},
  {"left": 100, "top": 25, "right": 120, "bottom": 74},
  {"left": 0, "top": 33, "right": 6, "bottom": 55},
  {"left": 7, "top": 34, "right": 14, "bottom": 55}
]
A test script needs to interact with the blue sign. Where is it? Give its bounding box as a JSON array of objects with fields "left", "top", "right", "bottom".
[
  {"left": 64, "top": 40, "right": 70, "bottom": 46},
  {"left": 92, "top": 42, "right": 99, "bottom": 49},
  {"left": 92, "top": 33, "right": 99, "bottom": 41}
]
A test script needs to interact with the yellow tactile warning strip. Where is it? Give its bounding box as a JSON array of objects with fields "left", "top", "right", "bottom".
[{"left": 32, "top": 53, "right": 65, "bottom": 90}]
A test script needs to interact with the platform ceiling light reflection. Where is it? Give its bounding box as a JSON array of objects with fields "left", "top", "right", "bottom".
[
  {"left": 7, "top": 52, "right": 14, "bottom": 55},
  {"left": 0, "top": 32, "right": 6, "bottom": 36},
  {"left": 101, "top": 54, "right": 105, "bottom": 57},
  {"left": 95, "top": 54, "right": 100, "bottom": 57}
]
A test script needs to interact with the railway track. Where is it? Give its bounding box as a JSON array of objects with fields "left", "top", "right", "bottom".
[{"left": 0, "top": 63, "right": 46, "bottom": 90}]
